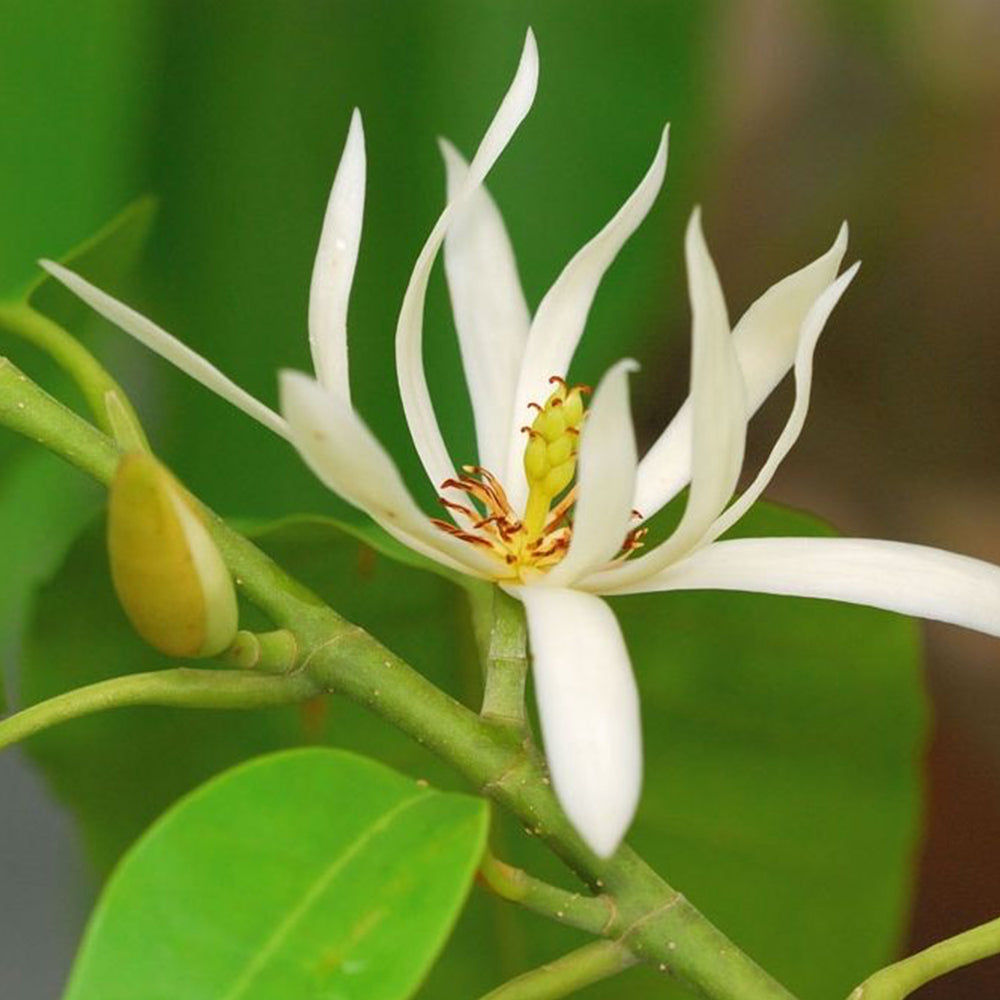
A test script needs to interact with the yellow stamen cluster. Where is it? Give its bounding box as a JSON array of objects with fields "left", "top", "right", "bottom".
[{"left": 432, "top": 376, "right": 646, "bottom": 581}]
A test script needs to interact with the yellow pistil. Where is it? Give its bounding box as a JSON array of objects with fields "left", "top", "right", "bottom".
[
  {"left": 432, "top": 375, "right": 644, "bottom": 582},
  {"left": 521, "top": 377, "right": 586, "bottom": 539}
]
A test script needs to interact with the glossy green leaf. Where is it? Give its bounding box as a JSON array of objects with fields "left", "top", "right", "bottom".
[
  {"left": 25, "top": 197, "right": 157, "bottom": 329},
  {"left": 22, "top": 501, "right": 924, "bottom": 1000},
  {"left": 64, "top": 748, "right": 489, "bottom": 1000},
  {"left": 21, "top": 514, "right": 480, "bottom": 875}
]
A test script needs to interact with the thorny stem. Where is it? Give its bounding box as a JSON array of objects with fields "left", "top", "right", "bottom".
[
  {"left": 0, "top": 356, "right": 798, "bottom": 1000},
  {"left": 480, "top": 586, "right": 529, "bottom": 730},
  {"left": 849, "top": 915, "right": 1000, "bottom": 999},
  {"left": 476, "top": 940, "right": 638, "bottom": 1000},
  {"left": 479, "top": 849, "right": 614, "bottom": 936}
]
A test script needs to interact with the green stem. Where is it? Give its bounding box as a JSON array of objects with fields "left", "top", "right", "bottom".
[
  {"left": 0, "top": 357, "right": 122, "bottom": 482},
  {"left": 480, "top": 849, "right": 614, "bottom": 936},
  {"left": 480, "top": 586, "right": 529, "bottom": 729},
  {"left": 850, "top": 915, "right": 1000, "bottom": 1000},
  {"left": 0, "top": 301, "right": 148, "bottom": 449},
  {"left": 476, "top": 940, "right": 637, "bottom": 1000},
  {"left": 220, "top": 629, "right": 299, "bottom": 672},
  {"left": 0, "top": 668, "right": 316, "bottom": 751},
  {"left": 0, "top": 358, "right": 798, "bottom": 1000}
]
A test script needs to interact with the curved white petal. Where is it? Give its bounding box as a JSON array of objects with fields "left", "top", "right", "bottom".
[
  {"left": 440, "top": 138, "right": 531, "bottom": 474},
  {"left": 504, "top": 126, "right": 669, "bottom": 513},
  {"left": 39, "top": 260, "right": 289, "bottom": 439},
  {"left": 590, "top": 210, "right": 745, "bottom": 591},
  {"left": 701, "top": 262, "right": 860, "bottom": 545},
  {"left": 308, "top": 108, "right": 365, "bottom": 402},
  {"left": 395, "top": 30, "right": 538, "bottom": 503},
  {"left": 600, "top": 535, "right": 1000, "bottom": 640},
  {"left": 634, "top": 222, "right": 849, "bottom": 519},
  {"left": 543, "top": 359, "right": 639, "bottom": 587},
  {"left": 516, "top": 586, "right": 641, "bottom": 857},
  {"left": 279, "top": 371, "right": 499, "bottom": 578}
]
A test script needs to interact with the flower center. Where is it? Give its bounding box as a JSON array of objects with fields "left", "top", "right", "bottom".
[{"left": 433, "top": 376, "right": 646, "bottom": 582}]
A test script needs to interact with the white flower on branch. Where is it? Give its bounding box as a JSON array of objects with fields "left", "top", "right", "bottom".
[{"left": 42, "top": 29, "right": 1000, "bottom": 858}]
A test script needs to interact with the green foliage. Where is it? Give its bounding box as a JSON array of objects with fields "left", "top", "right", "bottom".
[
  {"left": 25, "top": 197, "right": 157, "bottom": 330},
  {"left": 22, "top": 502, "right": 924, "bottom": 998},
  {"left": 0, "top": 450, "right": 100, "bottom": 711},
  {"left": 20, "top": 514, "right": 481, "bottom": 874},
  {"left": 0, "top": 197, "right": 157, "bottom": 707},
  {"left": 63, "top": 748, "right": 489, "bottom": 1000},
  {"left": 0, "top": 0, "right": 156, "bottom": 297},
  {"left": 126, "top": 1, "right": 715, "bottom": 518}
]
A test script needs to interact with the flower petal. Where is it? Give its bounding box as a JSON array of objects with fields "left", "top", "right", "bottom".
[
  {"left": 503, "top": 126, "right": 669, "bottom": 513},
  {"left": 38, "top": 260, "right": 289, "bottom": 439},
  {"left": 395, "top": 30, "right": 538, "bottom": 500},
  {"left": 439, "top": 138, "right": 531, "bottom": 474},
  {"left": 543, "top": 359, "right": 639, "bottom": 587},
  {"left": 702, "top": 262, "right": 860, "bottom": 544},
  {"left": 633, "top": 222, "right": 849, "bottom": 519},
  {"left": 516, "top": 585, "right": 642, "bottom": 857},
  {"left": 279, "top": 370, "right": 499, "bottom": 578},
  {"left": 605, "top": 535, "right": 1000, "bottom": 639},
  {"left": 589, "top": 210, "right": 745, "bottom": 590},
  {"left": 308, "top": 108, "right": 365, "bottom": 402}
]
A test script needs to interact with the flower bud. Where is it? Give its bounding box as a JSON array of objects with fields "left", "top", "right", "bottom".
[{"left": 107, "top": 453, "right": 238, "bottom": 657}]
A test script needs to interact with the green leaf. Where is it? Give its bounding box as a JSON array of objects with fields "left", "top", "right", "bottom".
[
  {"left": 421, "top": 505, "right": 927, "bottom": 999},
  {"left": 24, "top": 196, "right": 157, "bottom": 328},
  {"left": 20, "top": 514, "right": 482, "bottom": 874},
  {"left": 0, "top": 449, "right": 101, "bottom": 711},
  {"left": 237, "top": 513, "right": 473, "bottom": 588},
  {"left": 63, "top": 748, "right": 489, "bottom": 1000},
  {"left": 21, "top": 503, "right": 924, "bottom": 1000}
]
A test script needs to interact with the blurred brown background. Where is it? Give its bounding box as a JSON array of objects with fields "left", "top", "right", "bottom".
[{"left": 695, "top": 1, "right": 1000, "bottom": 993}]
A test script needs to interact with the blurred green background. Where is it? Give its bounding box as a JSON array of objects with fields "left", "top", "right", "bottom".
[{"left": 1, "top": 0, "right": 999, "bottom": 997}]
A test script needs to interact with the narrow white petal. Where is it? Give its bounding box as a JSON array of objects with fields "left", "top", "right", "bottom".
[
  {"left": 504, "top": 126, "right": 669, "bottom": 513},
  {"left": 702, "top": 263, "right": 860, "bottom": 544},
  {"left": 543, "top": 359, "right": 639, "bottom": 587},
  {"left": 593, "top": 211, "right": 745, "bottom": 590},
  {"left": 634, "top": 222, "right": 849, "bottom": 519},
  {"left": 517, "top": 586, "right": 642, "bottom": 857},
  {"left": 395, "top": 30, "right": 538, "bottom": 501},
  {"left": 440, "top": 138, "right": 531, "bottom": 474},
  {"left": 602, "top": 536, "right": 1000, "bottom": 640},
  {"left": 39, "top": 261, "right": 289, "bottom": 439},
  {"left": 308, "top": 108, "right": 365, "bottom": 402},
  {"left": 279, "top": 371, "right": 499, "bottom": 578}
]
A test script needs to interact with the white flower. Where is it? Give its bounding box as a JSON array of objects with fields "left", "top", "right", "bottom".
[{"left": 42, "top": 30, "right": 1000, "bottom": 858}]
